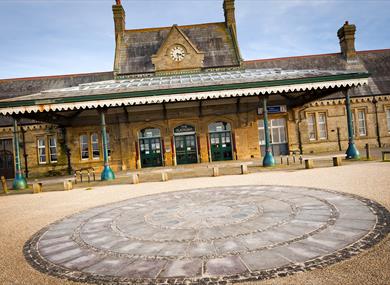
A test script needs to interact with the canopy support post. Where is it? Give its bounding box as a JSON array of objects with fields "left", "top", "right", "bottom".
[
  {"left": 100, "top": 110, "right": 115, "bottom": 181},
  {"left": 344, "top": 89, "right": 360, "bottom": 159},
  {"left": 262, "top": 96, "right": 275, "bottom": 167},
  {"left": 12, "top": 118, "right": 27, "bottom": 190}
]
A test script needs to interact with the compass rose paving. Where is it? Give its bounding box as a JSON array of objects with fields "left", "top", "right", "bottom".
[{"left": 24, "top": 185, "right": 390, "bottom": 284}]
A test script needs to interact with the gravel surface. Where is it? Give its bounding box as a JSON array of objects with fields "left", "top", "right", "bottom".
[{"left": 0, "top": 162, "right": 389, "bottom": 285}]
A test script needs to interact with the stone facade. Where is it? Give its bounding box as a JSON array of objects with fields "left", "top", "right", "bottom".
[
  {"left": 0, "top": 0, "right": 389, "bottom": 179},
  {"left": 1, "top": 94, "right": 389, "bottom": 178}
]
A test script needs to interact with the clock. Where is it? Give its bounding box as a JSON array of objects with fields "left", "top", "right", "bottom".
[{"left": 170, "top": 46, "right": 186, "bottom": 62}]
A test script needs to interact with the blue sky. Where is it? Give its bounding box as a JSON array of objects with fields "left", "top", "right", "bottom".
[{"left": 0, "top": 0, "right": 389, "bottom": 79}]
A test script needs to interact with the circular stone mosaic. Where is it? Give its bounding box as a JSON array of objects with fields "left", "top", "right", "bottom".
[{"left": 24, "top": 185, "right": 390, "bottom": 285}]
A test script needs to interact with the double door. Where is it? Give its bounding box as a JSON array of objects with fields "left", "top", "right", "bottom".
[
  {"left": 139, "top": 137, "right": 163, "bottom": 168},
  {"left": 174, "top": 135, "right": 198, "bottom": 165},
  {"left": 0, "top": 139, "right": 14, "bottom": 179},
  {"left": 209, "top": 131, "right": 233, "bottom": 161}
]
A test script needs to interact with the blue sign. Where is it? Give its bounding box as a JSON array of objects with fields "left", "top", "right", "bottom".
[{"left": 258, "top": 105, "right": 287, "bottom": 115}]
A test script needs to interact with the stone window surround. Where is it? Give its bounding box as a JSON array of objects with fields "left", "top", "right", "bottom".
[
  {"left": 257, "top": 117, "right": 287, "bottom": 145},
  {"left": 78, "top": 132, "right": 111, "bottom": 162},
  {"left": 386, "top": 107, "right": 390, "bottom": 133},
  {"left": 36, "top": 135, "right": 58, "bottom": 165},
  {"left": 305, "top": 111, "right": 329, "bottom": 142},
  {"left": 351, "top": 107, "right": 368, "bottom": 138}
]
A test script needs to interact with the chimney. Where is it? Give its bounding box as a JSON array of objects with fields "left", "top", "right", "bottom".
[
  {"left": 337, "top": 21, "right": 357, "bottom": 61},
  {"left": 113, "top": 0, "right": 125, "bottom": 38},
  {"left": 223, "top": 0, "right": 236, "bottom": 29}
]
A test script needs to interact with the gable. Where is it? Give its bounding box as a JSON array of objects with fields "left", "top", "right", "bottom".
[
  {"left": 151, "top": 25, "right": 205, "bottom": 73},
  {"left": 117, "top": 23, "right": 240, "bottom": 76}
]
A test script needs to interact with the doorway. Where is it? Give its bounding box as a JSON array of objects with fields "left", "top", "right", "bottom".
[
  {"left": 174, "top": 125, "right": 198, "bottom": 165},
  {"left": 0, "top": 139, "right": 14, "bottom": 179},
  {"left": 208, "top": 122, "right": 233, "bottom": 161},
  {"left": 139, "top": 128, "right": 163, "bottom": 168}
]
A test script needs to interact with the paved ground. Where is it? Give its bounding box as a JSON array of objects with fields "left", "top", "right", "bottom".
[{"left": 1, "top": 162, "right": 390, "bottom": 285}]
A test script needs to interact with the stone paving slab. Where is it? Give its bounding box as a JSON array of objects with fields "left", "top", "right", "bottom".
[{"left": 24, "top": 185, "right": 390, "bottom": 285}]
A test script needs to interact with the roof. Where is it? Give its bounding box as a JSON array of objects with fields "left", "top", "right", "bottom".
[
  {"left": 0, "top": 71, "right": 114, "bottom": 100},
  {"left": 117, "top": 22, "right": 240, "bottom": 75},
  {"left": 244, "top": 49, "right": 390, "bottom": 99},
  {"left": 0, "top": 68, "right": 369, "bottom": 115}
]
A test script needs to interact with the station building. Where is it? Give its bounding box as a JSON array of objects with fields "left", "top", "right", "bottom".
[{"left": 0, "top": 0, "right": 389, "bottom": 185}]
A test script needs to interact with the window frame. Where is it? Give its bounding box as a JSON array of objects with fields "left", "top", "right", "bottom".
[
  {"left": 37, "top": 137, "right": 47, "bottom": 165},
  {"left": 48, "top": 136, "right": 58, "bottom": 163},
  {"left": 91, "top": 133, "right": 100, "bottom": 160},
  {"left": 387, "top": 108, "right": 390, "bottom": 133},
  {"left": 80, "top": 134, "right": 89, "bottom": 160},
  {"left": 258, "top": 118, "right": 287, "bottom": 145},
  {"left": 307, "top": 113, "right": 317, "bottom": 141},
  {"left": 317, "top": 112, "right": 328, "bottom": 140},
  {"left": 357, "top": 109, "right": 367, "bottom": 137}
]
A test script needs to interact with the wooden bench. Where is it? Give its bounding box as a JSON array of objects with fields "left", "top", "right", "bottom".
[
  {"left": 382, "top": 151, "right": 390, "bottom": 162},
  {"left": 74, "top": 167, "right": 95, "bottom": 183}
]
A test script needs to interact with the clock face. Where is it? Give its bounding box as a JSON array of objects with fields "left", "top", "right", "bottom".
[{"left": 170, "top": 46, "right": 186, "bottom": 62}]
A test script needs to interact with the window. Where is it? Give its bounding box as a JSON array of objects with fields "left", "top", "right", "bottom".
[
  {"left": 48, "top": 136, "right": 58, "bottom": 163},
  {"left": 387, "top": 109, "right": 390, "bottom": 133},
  {"left": 318, "top": 113, "right": 327, "bottom": 139},
  {"left": 91, "top": 133, "right": 100, "bottom": 159},
  {"left": 80, "top": 135, "right": 89, "bottom": 160},
  {"left": 37, "top": 138, "right": 46, "bottom": 164},
  {"left": 258, "top": 118, "right": 287, "bottom": 145},
  {"left": 357, "top": 110, "right": 367, "bottom": 136},
  {"left": 307, "top": 113, "right": 316, "bottom": 141}
]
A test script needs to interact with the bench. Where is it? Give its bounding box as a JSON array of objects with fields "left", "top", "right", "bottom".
[
  {"left": 382, "top": 151, "right": 390, "bottom": 162},
  {"left": 304, "top": 155, "right": 343, "bottom": 169},
  {"left": 74, "top": 167, "right": 95, "bottom": 183}
]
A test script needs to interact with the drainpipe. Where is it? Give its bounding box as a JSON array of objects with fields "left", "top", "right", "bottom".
[
  {"left": 21, "top": 126, "right": 29, "bottom": 178},
  {"left": 372, "top": 95, "right": 381, "bottom": 148},
  {"left": 296, "top": 106, "right": 308, "bottom": 155}
]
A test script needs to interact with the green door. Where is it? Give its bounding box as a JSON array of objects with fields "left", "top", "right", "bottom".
[
  {"left": 210, "top": 131, "right": 233, "bottom": 161},
  {"left": 139, "top": 137, "right": 163, "bottom": 167},
  {"left": 175, "top": 135, "right": 198, "bottom": 165}
]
